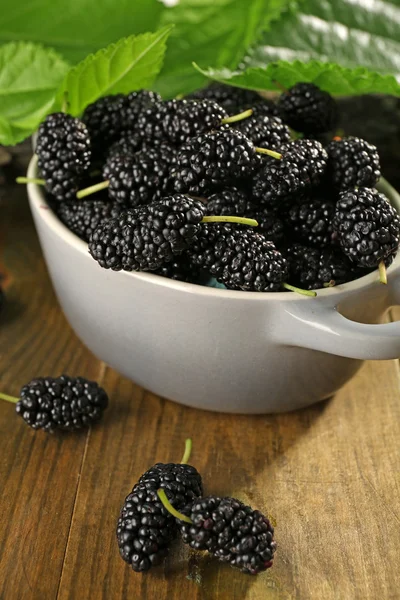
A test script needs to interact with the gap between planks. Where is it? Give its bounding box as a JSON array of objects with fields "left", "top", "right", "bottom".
[{"left": 55, "top": 361, "right": 108, "bottom": 600}]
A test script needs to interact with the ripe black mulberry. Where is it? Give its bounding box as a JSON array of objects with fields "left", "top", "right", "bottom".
[
  {"left": 36, "top": 113, "right": 91, "bottom": 201},
  {"left": 89, "top": 195, "right": 206, "bottom": 271},
  {"left": 117, "top": 463, "right": 202, "bottom": 572},
  {"left": 15, "top": 375, "right": 108, "bottom": 432},
  {"left": 178, "top": 496, "right": 276, "bottom": 575},
  {"left": 332, "top": 187, "right": 400, "bottom": 267}
]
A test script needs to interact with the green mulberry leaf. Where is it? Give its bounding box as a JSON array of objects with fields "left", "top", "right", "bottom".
[
  {"left": 198, "top": 0, "right": 400, "bottom": 96},
  {"left": 0, "top": 0, "right": 164, "bottom": 64},
  {"left": 55, "top": 27, "right": 172, "bottom": 117},
  {"left": 243, "top": 0, "right": 400, "bottom": 79},
  {"left": 0, "top": 42, "right": 69, "bottom": 145},
  {"left": 195, "top": 61, "right": 400, "bottom": 96},
  {"left": 154, "top": 0, "right": 293, "bottom": 98}
]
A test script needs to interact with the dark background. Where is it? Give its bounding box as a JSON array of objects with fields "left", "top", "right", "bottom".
[{"left": 338, "top": 94, "right": 400, "bottom": 189}]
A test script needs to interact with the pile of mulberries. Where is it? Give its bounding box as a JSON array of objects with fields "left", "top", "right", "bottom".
[
  {"left": 34, "top": 81, "right": 399, "bottom": 291},
  {"left": 116, "top": 442, "right": 277, "bottom": 575}
]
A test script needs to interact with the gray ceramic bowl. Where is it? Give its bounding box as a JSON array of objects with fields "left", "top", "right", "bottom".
[{"left": 27, "top": 157, "right": 400, "bottom": 413}]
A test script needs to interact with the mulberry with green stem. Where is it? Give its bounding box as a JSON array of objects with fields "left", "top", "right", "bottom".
[
  {"left": 0, "top": 375, "right": 108, "bottom": 433},
  {"left": 116, "top": 439, "right": 203, "bottom": 572},
  {"left": 283, "top": 243, "right": 363, "bottom": 290},
  {"left": 75, "top": 129, "right": 279, "bottom": 201},
  {"left": 173, "top": 128, "right": 269, "bottom": 195},
  {"left": 88, "top": 195, "right": 257, "bottom": 272},
  {"left": 89, "top": 196, "right": 204, "bottom": 271},
  {"left": 158, "top": 492, "right": 277, "bottom": 575},
  {"left": 187, "top": 223, "right": 316, "bottom": 295},
  {"left": 35, "top": 113, "right": 91, "bottom": 202},
  {"left": 252, "top": 139, "right": 328, "bottom": 209},
  {"left": 131, "top": 98, "right": 253, "bottom": 147}
]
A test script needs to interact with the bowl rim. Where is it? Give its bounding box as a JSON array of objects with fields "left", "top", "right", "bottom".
[{"left": 27, "top": 154, "right": 400, "bottom": 303}]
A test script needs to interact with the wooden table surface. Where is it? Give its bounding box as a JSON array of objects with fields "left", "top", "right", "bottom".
[{"left": 1, "top": 144, "right": 400, "bottom": 600}]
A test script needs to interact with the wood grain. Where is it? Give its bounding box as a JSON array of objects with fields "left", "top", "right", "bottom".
[
  {"left": 0, "top": 145, "right": 104, "bottom": 599},
  {"left": 0, "top": 144, "right": 400, "bottom": 600},
  {"left": 55, "top": 362, "right": 400, "bottom": 600}
]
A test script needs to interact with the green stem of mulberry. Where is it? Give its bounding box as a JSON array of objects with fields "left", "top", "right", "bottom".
[
  {"left": 283, "top": 283, "right": 317, "bottom": 297},
  {"left": 16, "top": 177, "right": 45, "bottom": 186},
  {"left": 379, "top": 261, "right": 387, "bottom": 285},
  {"left": 255, "top": 148, "right": 282, "bottom": 160},
  {"left": 180, "top": 438, "right": 192, "bottom": 464},
  {"left": 0, "top": 393, "right": 19, "bottom": 404},
  {"left": 157, "top": 489, "right": 193, "bottom": 524},
  {"left": 222, "top": 108, "right": 253, "bottom": 124},
  {"left": 202, "top": 216, "right": 258, "bottom": 227},
  {"left": 77, "top": 180, "right": 110, "bottom": 199},
  {"left": 62, "top": 91, "right": 70, "bottom": 114}
]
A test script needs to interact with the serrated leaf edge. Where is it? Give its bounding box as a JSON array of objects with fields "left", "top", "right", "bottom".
[
  {"left": 57, "top": 25, "right": 173, "bottom": 102},
  {"left": 195, "top": 60, "right": 400, "bottom": 96}
]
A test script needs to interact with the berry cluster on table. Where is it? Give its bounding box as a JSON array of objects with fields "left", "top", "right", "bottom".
[{"left": 0, "top": 375, "right": 276, "bottom": 577}]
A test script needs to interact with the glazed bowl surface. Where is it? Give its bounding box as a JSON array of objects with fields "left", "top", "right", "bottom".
[{"left": 27, "top": 157, "right": 400, "bottom": 413}]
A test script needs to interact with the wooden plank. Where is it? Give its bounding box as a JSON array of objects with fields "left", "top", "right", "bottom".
[
  {"left": 0, "top": 152, "right": 104, "bottom": 599},
  {"left": 57, "top": 360, "right": 400, "bottom": 600}
]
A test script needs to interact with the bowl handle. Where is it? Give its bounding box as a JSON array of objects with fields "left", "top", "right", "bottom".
[{"left": 278, "top": 302, "right": 400, "bottom": 360}]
